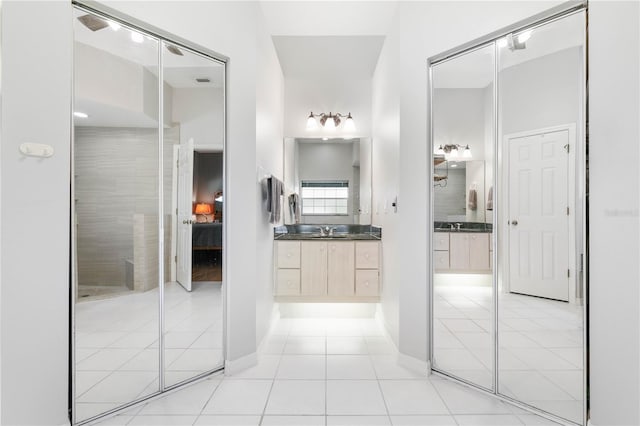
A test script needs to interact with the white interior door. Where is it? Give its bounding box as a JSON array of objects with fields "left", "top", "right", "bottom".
[
  {"left": 176, "top": 138, "right": 194, "bottom": 291},
  {"left": 508, "top": 129, "right": 569, "bottom": 301}
]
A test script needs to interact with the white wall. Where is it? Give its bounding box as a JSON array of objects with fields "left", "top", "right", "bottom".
[
  {"left": 255, "top": 6, "right": 285, "bottom": 347},
  {"left": 589, "top": 1, "right": 640, "bottom": 425},
  {"left": 284, "top": 78, "right": 371, "bottom": 138},
  {"left": 172, "top": 87, "right": 224, "bottom": 150},
  {"left": 1, "top": 2, "right": 72, "bottom": 424}
]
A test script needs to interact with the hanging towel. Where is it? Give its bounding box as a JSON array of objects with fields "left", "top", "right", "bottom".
[
  {"left": 487, "top": 186, "right": 494, "bottom": 211},
  {"left": 267, "top": 176, "right": 284, "bottom": 224},
  {"left": 289, "top": 193, "right": 301, "bottom": 224},
  {"left": 468, "top": 189, "right": 477, "bottom": 211}
]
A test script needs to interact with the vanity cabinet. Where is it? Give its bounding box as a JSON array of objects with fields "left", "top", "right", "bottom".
[
  {"left": 274, "top": 240, "right": 380, "bottom": 301},
  {"left": 435, "top": 232, "right": 491, "bottom": 272}
]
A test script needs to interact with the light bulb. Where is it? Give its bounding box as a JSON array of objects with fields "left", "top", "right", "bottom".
[
  {"left": 518, "top": 30, "right": 532, "bottom": 43},
  {"left": 449, "top": 146, "right": 459, "bottom": 158},
  {"left": 325, "top": 115, "right": 336, "bottom": 130},
  {"left": 131, "top": 32, "right": 144, "bottom": 43},
  {"left": 108, "top": 21, "right": 121, "bottom": 31},
  {"left": 306, "top": 113, "right": 318, "bottom": 130},
  {"left": 343, "top": 114, "right": 356, "bottom": 132},
  {"left": 462, "top": 145, "right": 472, "bottom": 158}
]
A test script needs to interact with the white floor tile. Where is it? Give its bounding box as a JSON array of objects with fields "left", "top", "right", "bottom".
[
  {"left": 77, "top": 371, "right": 158, "bottom": 404},
  {"left": 193, "top": 416, "right": 261, "bottom": 426},
  {"left": 277, "top": 355, "right": 325, "bottom": 380},
  {"left": 76, "top": 371, "right": 111, "bottom": 396},
  {"left": 327, "top": 337, "right": 368, "bottom": 355},
  {"left": 227, "top": 355, "right": 281, "bottom": 379},
  {"left": 167, "top": 349, "right": 224, "bottom": 372},
  {"left": 455, "top": 414, "right": 524, "bottom": 425},
  {"left": 327, "top": 415, "right": 391, "bottom": 425},
  {"left": 370, "top": 356, "right": 426, "bottom": 379},
  {"left": 326, "top": 380, "right": 387, "bottom": 415},
  {"left": 261, "top": 415, "right": 325, "bottom": 425},
  {"left": 431, "top": 377, "right": 511, "bottom": 415},
  {"left": 517, "top": 414, "right": 562, "bottom": 425},
  {"left": 138, "top": 379, "right": 221, "bottom": 415},
  {"left": 128, "top": 415, "right": 197, "bottom": 425},
  {"left": 88, "top": 414, "right": 134, "bottom": 425},
  {"left": 379, "top": 380, "right": 449, "bottom": 415},
  {"left": 283, "top": 337, "right": 326, "bottom": 355},
  {"left": 389, "top": 415, "right": 457, "bottom": 426},
  {"left": 265, "top": 380, "right": 325, "bottom": 415},
  {"left": 365, "top": 337, "right": 396, "bottom": 355},
  {"left": 109, "top": 332, "right": 159, "bottom": 349},
  {"left": 77, "top": 349, "right": 142, "bottom": 371},
  {"left": 327, "top": 355, "right": 376, "bottom": 380},
  {"left": 202, "top": 380, "right": 272, "bottom": 415},
  {"left": 499, "top": 371, "right": 573, "bottom": 402}
]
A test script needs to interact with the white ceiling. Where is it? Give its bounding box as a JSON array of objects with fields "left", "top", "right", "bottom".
[
  {"left": 296, "top": 137, "right": 359, "bottom": 144},
  {"left": 260, "top": 1, "right": 398, "bottom": 36},
  {"left": 272, "top": 35, "right": 385, "bottom": 79}
]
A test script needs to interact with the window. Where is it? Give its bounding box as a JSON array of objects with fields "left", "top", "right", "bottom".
[{"left": 301, "top": 181, "right": 349, "bottom": 215}]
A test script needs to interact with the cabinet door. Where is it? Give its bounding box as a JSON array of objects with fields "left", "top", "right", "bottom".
[
  {"left": 355, "top": 270, "right": 379, "bottom": 296},
  {"left": 434, "top": 251, "right": 450, "bottom": 271},
  {"left": 434, "top": 233, "right": 450, "bottom": 251},
  {"left": 277, "top": 241, "right": 300, "bottom": 268},
  {"left": 355, "top": 241, "right": 379, "bottom": 269},
  {"left": 328, "top": 241, "right": 355, "bottom": 296},
  {"left": 301, "top": 241, "right": 328, "bottom": 296},
  {"left": 449, "top": 233, "right": 470, "bottom": 270},
  {"left": 469, "top": 233, "right": 490, "bottom": 270},
  {"left": 276, "top": 269, "right": 300, "bottom": 295}
]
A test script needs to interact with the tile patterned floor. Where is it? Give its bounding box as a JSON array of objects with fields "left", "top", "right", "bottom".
[
  {"left": 76, "top": 281, "right": 223, "bottom": 422},
  {"left": 91, "top": 317, "right": 559, "bottom": 426},
  {"left": 433, "top": 274, "right": 584, "bottom": 424}
]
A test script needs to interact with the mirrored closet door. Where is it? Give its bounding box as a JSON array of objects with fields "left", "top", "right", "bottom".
[
  {"left": 429, "top": 4, "right": 587, "bottom": 425},
  {"left": 72, "top": 5, "right": 225, "bottom": 424}
]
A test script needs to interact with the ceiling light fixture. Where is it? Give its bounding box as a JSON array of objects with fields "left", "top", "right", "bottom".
[
  {"left": 517, "top": 30, "right": 532, "bottom": 43},
  {"left": 435, "top": 144, "right": 472, "bottom": 160},
  {"left": 73, "top": 111, "right": 89, "bottom": 118},
  {"left": 306, "top": 112, "right": 355, "bottom": 132}
]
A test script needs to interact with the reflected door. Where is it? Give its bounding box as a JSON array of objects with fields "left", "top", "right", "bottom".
[
  {"left": 176, "top": 138, "right": 194, "bottom": 292},
  {"left": 508, "top": 130, "right": 569, "bottom": 301}
]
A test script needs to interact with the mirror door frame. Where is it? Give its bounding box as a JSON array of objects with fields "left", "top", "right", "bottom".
[
  {"left": 70, "top": 2, "right": 229, "bottom": 424},
  {"left": 427, "top": 2, "right": 588, "bottom": 425}
]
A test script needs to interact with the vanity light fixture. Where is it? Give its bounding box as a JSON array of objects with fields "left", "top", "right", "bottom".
[
  {"left": 306, "top": 112, "right": 355, "bottom": 131},
  {"left": 435, "top": 144, "right": 472, "bottom": 160}
]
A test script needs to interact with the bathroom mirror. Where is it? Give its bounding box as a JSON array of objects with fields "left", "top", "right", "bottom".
[
  {"left": 431, "top": 43, "right": 495, "bottom": 391},
  {"left": 497, "top": 10, "right": 586, "bottom": 424},
  {"left": 161, "top": 42, "right": 225, "bottom": 388},
  {"left": 73, "top": 8, "right": 161, "bottom": 422},
  {"left": 283, "top": 137, "right": 372, "bottom": 225},
  {"left": 72, "top": 6, "right": 226, "bottom": 424}
]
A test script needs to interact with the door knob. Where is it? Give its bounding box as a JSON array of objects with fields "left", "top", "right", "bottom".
[
  {"left": 182, "top": 220, "right": 189, "bottom": 224},
  {"left": 511, "top": 220, "right": 518, "bottom": 226}
]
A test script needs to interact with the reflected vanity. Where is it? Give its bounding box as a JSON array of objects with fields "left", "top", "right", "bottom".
[{"left": 429, "top": 4, "right": 587, "bottom": 425}]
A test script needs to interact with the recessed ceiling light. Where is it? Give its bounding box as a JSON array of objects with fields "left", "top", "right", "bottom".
[
  {"left": 74, "top": 111, "right": 89, "bottom": 118},
  {"left": 108, "top": 21, "right": 121, "bottom": 31},
  {"left": 131, "top": 32, "right": 144, "bottom": 43}
]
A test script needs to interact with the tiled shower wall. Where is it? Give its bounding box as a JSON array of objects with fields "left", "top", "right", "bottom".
[{"left": 75, "top": 126, "right": 179, "bottom": 289}]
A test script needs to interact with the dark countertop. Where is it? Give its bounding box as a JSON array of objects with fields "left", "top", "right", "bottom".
[
  {"left": 434, "top": 221, "right": 493, "bottom": 233},
  {"left": 274, "top": 233, "right": 381, "bottom": 241}
]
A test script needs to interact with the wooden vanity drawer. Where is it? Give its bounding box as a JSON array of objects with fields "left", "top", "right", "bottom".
[
  {"left": 355, "top": 241, "right": 379, "bottom": 269},
  {"left": 276, "top": 269, "right": 301, "bottom": 295},
  {"left": 277, "top": 241, "right": 301, "bottom": 268},
  {"left": 355, "top": 270, "right": 379, "bottom": 296},
  {"left": 434, "top": 233, "right": 450, "bottom": 251}
]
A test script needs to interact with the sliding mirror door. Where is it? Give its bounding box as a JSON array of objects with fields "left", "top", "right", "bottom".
[
  {"left": 161, "top": 42, "right": 225, "bottom": 388},
  {"left": 497, "top": 10, "right": 586, "bottom": 424},
  {"left": 431, "top": 44, "right": 496, "bottom": 391},
  {"left": 73, "top": 8, "right": 161, "bottom": 422}
]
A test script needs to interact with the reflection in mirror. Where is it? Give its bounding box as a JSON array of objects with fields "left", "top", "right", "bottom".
[
  {"left": 73, "top": 8, "right": 160, "bottom": 422},
  {"left": 432, "top": 43, "right": 495, "bottom": 390},
  {"left": 284, "top": 138, "right": 372, "bottom": 225},
  {"left": 162, "top": 43, "right": 225, "bottom": 388},
  {"left": 497, "top": 11, "right": 585, "bottom": 424}
]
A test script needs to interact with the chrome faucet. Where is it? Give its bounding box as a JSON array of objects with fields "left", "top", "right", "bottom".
[
  {"left": 455, "top": 223, "right": 462, "bottom": 231},
  {"left": 449, "top": 223, "right": 455, "bottom": 231},
  {"left": 318, "top": 226, "right": 335, "bottom": 236}
]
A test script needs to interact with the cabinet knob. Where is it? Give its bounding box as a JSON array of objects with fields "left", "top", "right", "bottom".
[
  {"left": 365, "top": 253, "right": 370, "bottom": 259},
  {"left": 287, "top": 281, "right": 294, "bottom": 288},
  {"left": 331, "top": 245, "right": 336, "bottom": 251},
  {"left": 365, "top": 281, "right": 369, "bottom": 287},
  {"left": 287, "top": 253, "right": 292, "bottom": 258}
]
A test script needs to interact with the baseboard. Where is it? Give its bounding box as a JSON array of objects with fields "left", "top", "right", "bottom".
[
  {"left": 397, "top": 352, "right": 430, "bottom": 376},
  {"left": 224, "top": 351, "right": 258, "bottom": 376}
]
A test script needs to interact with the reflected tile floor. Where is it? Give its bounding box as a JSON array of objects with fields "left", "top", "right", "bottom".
[
  {"left": 433, "top": 275, "right": 583, "bottom": 424},
  {"left": 76, "top": 281, "right": 223, "bottom": 422},
  {"left": 92, "top": 317, "right": 558, "bottom": 426}
]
